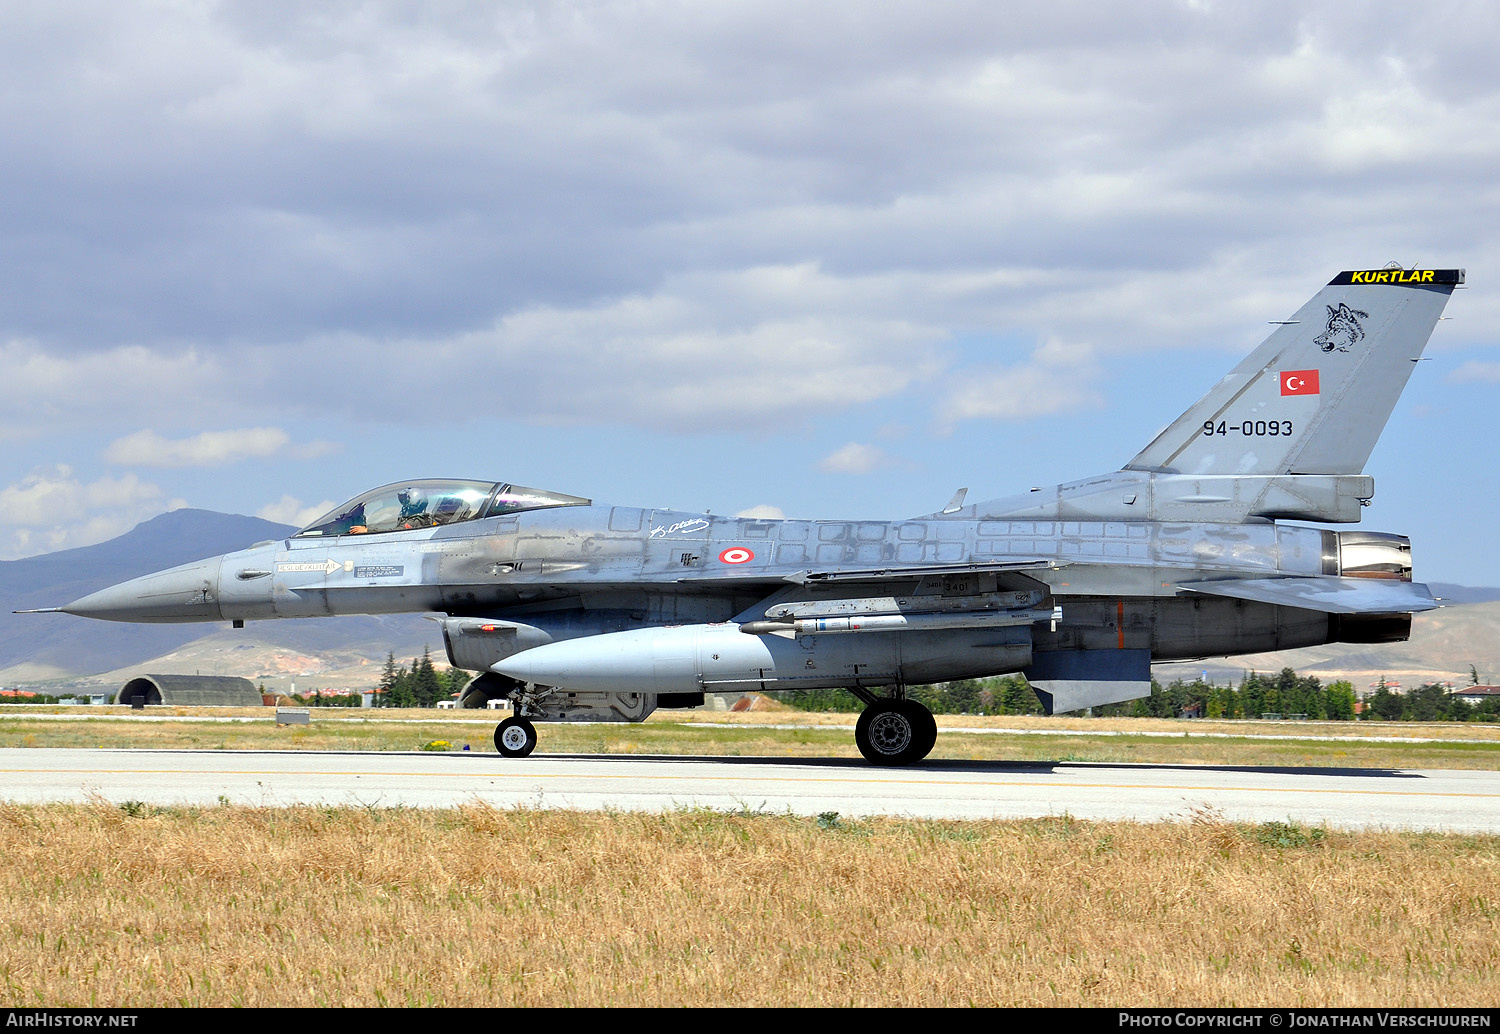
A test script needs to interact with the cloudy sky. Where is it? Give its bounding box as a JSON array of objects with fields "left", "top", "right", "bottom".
[{"left": 2, "top": 1, "right": 1498, "bottom": 582}]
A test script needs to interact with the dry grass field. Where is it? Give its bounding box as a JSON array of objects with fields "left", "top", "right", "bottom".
[{"left": 0, "top": 800, "right": 1497, "bottom": 1007}]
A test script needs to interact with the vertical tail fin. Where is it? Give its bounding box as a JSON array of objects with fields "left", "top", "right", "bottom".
[{"left": 1127, "top": 268, "right": 1463, "bottom": 477}]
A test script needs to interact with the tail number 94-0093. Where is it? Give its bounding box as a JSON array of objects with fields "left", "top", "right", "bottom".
[{"left": 1203, "top": 420, "right": 1293, "bottom": 437}]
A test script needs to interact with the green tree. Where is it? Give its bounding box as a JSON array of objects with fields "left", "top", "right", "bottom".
[
  {"left": 1324, "top": 681, "right": 1356, "bottom": 721},
  {"left": 998, "top": 676, "right": 1042, "bottom": 715},
  {"left": 1239, "top": 672, "right": 1268, "bottom": 718},
  {"left": 1367, "top": 684, "right": 1404, "bottom": 722},
  {"left": 1205, "top": 685, "right": 1227, "bottom": 719},
  {"left": 442, "top": 667, "right": 473, "bottom": 703},
  {"left": 1473, "top": 698, "right": 1500, "bottom": 723},
  {"left": 377, "top": 653, "right": 400, "bottom": 709},
  {"left": 1407, "top": 682, "right": 1449, "bottom": 722},
  {"left": 771, "top": 689, "right": 862, "bottom": 712},
  {"left": 411, "top": 648, "right": 443, "bottom": 708},
  {"left": 386, "top": 658, "right": 416, "bottom": 708}
]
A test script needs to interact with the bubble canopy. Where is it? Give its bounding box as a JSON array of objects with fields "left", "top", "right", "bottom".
[{"left": 294, "top": 480, "right": 590, "bottom": 538}]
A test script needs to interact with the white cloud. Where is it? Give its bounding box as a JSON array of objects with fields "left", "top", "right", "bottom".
[
  {"left": 101, "top": 427, "right": 341, "bottom": 467},
  {"left": 3, "top": 5, "right": 1500, "bottom": 444},
  {"left": 419, "top": 265, "right": 947, "bottom": 431},
  {"left": 286, "top": 439, "right": 342, "bottom": 461},
  {"left": 817, "top": 443, "right": 889, "bottom": 475},
  {"left": 939, "top": 337, "right": 1103, "bottom": 430},
  {"left": 255, "top": 495, "right": 337, "bottom": 528},
  {"left": 0, "top": 465, "right": 181, "bottom": 559},
  {"left": 105, "top": 427, "right": 304, "bottom": 467},
  {"left": 734, "top": 504, "right": 785, "bottom": 520},
  {"left": 1, "top": 266, "right": 950, "bottom": 436},
  {"left": 0, "top": 341, "right": 229, "bottom": 441},
  {"left": 1, "top": 1, "right": 1498, "bottom": 578},
  {"left": 1448, "top": 361, "right": 1500, "bottom": 384}
]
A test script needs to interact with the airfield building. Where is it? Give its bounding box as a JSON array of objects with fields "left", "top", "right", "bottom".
[{"left": 115, "top": 674, "right": 262, "bottom": 707}]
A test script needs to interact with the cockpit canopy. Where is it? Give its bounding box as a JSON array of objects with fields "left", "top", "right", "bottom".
[{"left": 294, "top": 480, "right": 590, "bottom": 538}]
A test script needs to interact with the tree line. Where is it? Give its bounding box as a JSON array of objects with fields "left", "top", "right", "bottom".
[
  {"left": 374, "top": 648, "right": 472, "bottom": 708},
  {"left": 773, "top": 667, "right": 1500, "bottom": 722},
  {"left": 255, "top": 649, "right": 474, "bottom": 708}
]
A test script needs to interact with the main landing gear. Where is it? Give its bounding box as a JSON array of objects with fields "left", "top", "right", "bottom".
[{"left": 850, "top": 689, "right": 936, "bottom": 766}]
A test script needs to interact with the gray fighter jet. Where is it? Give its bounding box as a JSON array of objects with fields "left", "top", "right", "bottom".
[{"left": 36, "top": 267, "right": 1464, "bottom": 764}]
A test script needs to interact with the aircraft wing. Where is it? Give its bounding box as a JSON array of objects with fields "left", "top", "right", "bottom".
[
  {"left": 728, "top": 560, "right": 1060, "bottom": 629},
  {"left": 1177, "top": 576, "right": 1439, "bottom": 614}
]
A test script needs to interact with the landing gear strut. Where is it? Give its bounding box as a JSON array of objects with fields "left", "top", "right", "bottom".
[
  {"left": 852, "top": 695, "right": 936, "bottom": 766},
  {"left": 494, "top": 715, "right": 538, "bottom": 757}
]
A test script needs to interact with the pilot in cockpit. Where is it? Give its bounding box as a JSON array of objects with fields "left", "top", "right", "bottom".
[
  {"left": 337, "top": 502, "right": 368, "bottom": 535},
  {"left": 397, "top": 486, "right": 431, "bottom": 529}
]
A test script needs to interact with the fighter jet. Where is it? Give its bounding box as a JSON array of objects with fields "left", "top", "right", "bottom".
[{"left": 35, "top": 267, "right": 1463, "bottom": 764}]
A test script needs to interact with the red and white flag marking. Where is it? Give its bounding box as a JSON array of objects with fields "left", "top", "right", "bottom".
[{"left": 1280, "top": 370, "right": 1320, "bottom": 396}]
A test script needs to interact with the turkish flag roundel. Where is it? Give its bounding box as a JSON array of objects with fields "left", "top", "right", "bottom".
[{"left": 1280, "top": 370, "right": 1320, "bottom": 396}]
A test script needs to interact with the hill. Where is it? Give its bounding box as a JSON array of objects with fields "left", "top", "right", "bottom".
[
  {"left": 0, "top": 510, "right": 434, "bottom": 688},
  {"left": 1152, "top": 601, "right": 1500, "bottom": 690}
]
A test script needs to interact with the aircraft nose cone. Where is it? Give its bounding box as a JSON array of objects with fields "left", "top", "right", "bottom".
[{"left": 61, "top": 556, "right": 224, "bottom": 623}]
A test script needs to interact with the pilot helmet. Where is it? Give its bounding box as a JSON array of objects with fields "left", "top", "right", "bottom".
[{"left": 398, "top": 486, "right": 426, "bottom": 511}]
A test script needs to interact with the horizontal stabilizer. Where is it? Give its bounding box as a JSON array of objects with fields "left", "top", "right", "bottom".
[{"left": 1177, "top": 576, "right": 1438, "bottom": 614}]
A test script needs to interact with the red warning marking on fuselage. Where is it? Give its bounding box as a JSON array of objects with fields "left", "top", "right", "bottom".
[{"left": 719, "top": 547, "right": 755, "bottom": 565}]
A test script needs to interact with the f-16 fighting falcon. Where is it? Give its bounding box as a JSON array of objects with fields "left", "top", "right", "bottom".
[{"left": 31, "top": 267, "right": 1464, "bottom": 764}]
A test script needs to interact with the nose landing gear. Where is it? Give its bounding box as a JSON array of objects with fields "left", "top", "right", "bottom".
[{"left": 494, "top": 715, "right": 538, "bottom": 757}]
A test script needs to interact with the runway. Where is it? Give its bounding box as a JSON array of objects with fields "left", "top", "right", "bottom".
[{"left": 3, "top": 748, "right": 1499, "bottom": 832}]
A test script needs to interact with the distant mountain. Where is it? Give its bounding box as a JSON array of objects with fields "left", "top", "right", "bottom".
[
  {"left": 1427, "top": 583, "right": 1500, "bottom": 605},
  {"left": 0, "top": 509, "right": 432, "bottom": 680},
  {"left": 1153, "top": 601, "right": 1500, "bottom": 690}
]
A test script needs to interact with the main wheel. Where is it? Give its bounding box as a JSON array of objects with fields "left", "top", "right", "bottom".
[
  {"left": 854, "top": 699, "right": 933, "bottom": 766},
  {"left": 912, "top": 702, "right": 938, "bottom": 761},
  {"left": 494, "top": 716, "right": 538, "bottom": 757}
]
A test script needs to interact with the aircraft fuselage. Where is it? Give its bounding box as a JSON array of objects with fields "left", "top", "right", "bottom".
[{"left": 40, "top": 267, "right": 1463, "bottom": 761}]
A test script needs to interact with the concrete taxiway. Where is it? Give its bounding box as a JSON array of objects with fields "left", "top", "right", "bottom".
[{"left": 2, "top": 748, "right": 1498, "bottom": 832}]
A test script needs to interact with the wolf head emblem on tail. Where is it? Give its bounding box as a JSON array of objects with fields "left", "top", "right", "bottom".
[{"left": 1314, "top": 302, "right": 1369, "bottom": 353}]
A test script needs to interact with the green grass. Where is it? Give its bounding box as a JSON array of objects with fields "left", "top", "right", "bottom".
[{"left": 4, "top": 708, "right": 1500, "bottom": 768}]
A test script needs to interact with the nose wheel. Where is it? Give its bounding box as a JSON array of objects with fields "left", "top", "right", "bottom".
[
  {"left": 494, "top": 715, "right": 538, "bottom": 757},
  {"left": 854, "top": 698, "right": 936, "bottom": 766}
]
